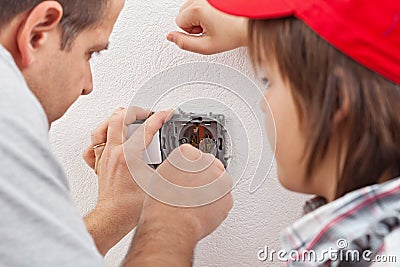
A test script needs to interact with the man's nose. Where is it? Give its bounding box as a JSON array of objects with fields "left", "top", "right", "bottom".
[{"left": 82, "top": 63, "right": 93, "bottom": 95}]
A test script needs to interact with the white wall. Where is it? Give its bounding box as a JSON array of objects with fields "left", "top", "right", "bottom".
[{"left": 49, "top": 0, "right": 309, "bottom": 266}]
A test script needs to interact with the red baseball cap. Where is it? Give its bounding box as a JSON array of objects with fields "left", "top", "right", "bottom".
[{"left": 207, "top": 0, "right": 400, "bottom": 85}]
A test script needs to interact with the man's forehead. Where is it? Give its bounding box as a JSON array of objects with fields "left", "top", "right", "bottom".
[
  {"left": 69, "top": 0, "right": 124, "bottom": 51},
  {"left": 102, "top": 0, "right": 125, "bottom": 23},
  {"left": 87, "top": 0, "right": 125, "bottom": 41}
]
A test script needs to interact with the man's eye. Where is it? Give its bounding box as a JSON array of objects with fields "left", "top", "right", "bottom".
[
  {"left": 87, "top": 52, "right": 94, "bottom": 60},
  {"left": 88, "top": 51, "right": 102, "bottom": 60}
]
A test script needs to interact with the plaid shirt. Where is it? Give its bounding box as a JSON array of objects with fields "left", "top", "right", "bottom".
[{"left": 280, "top": 178, "right": 400, "bottom": 266}]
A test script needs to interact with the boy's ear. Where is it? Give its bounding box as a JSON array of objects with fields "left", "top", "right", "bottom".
[
  {"left": 333, "top": 68, "right": 350, "bottom": 127},
  {"left": 17, "top": 1, "right": 63, "bottom": 67}
]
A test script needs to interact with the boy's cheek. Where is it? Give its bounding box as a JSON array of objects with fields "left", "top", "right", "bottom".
[
  {"left": 276, "top": 165, "right": 303, "bottom": 193},
  {"left": 262, "top": 100, "right": 276, "bottom": 153},
  {"left": 260, "top": 98, "right": 267, "bottom": 113},
  {"left": 276, "top": 165, "right": 294, "bottom": 191},
  {"left": 259, "top": 91, "right": 271, "bottom": 113}
]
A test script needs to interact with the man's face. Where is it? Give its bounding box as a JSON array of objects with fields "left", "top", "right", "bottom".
[{"left": 22, "top": 0, "right": 125, "bottom": 124}]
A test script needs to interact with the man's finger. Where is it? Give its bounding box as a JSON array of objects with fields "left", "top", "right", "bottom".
[
  {"left": 107, "top": 107, "right": 152, "bottom": 146},
  {"left": 93, "top": 145, "right": 105, "bottom": 174},
  {"left": 106, "top": 108, "right": 127, "bottom": 146},
  {"left": 125, "top": 110, "right": 173, "bottom": 155},
  {"left": 124, "top": 106, "right": 152, "bottom": 125},
  {"left": 90, "top": 119, "right": 110, "bottom": 147},
  {"left": 123, "top": 107, "right": 152, "bottom": 141},
  {"left": 83, "top": 146, "right": 96, "bottom": 169}
]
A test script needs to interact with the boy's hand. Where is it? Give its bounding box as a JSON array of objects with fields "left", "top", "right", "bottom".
[
  {"left": 83, "top": 107, "right": 172, "bottom": 255},
  {"left": 124, "top": 144, "right": 233, "bottom": 266},
  {"left": 167, "top": 0, "right": 248, "bottom": 55}
]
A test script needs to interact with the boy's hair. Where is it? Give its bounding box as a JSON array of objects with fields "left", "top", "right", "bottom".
[
  {"left": 0, "top": 0, "right": 109, "bottom": 50},
  {"left": 249, "top": 18, "right": 400, "bottom": 198}
]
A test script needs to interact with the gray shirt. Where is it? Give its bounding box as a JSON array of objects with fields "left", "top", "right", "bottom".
[{"left": 0, "top": 45, "right": 105, "bottom": 266}]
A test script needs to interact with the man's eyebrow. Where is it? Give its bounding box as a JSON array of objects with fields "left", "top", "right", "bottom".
[{"left": 90, "top": 42, "right": 110, "bottom": 51}]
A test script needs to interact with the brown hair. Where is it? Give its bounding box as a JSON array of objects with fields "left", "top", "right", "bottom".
[
  {"left": 0, "top": 0, "right": 109, "bottom": 50},
  {"left": 249, "top": 17, "right": 400, "bottom": 199}
]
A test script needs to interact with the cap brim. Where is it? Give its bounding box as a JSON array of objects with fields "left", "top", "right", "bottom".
[{"left": 207, "top": 0, "right": 295, "bottom": 19}]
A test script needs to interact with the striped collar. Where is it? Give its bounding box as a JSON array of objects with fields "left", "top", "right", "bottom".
[{"left": 280, "top": 177, "right": 400, "bottom": 265}]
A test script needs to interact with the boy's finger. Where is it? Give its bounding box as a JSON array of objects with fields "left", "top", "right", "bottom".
[
  {"left": 179, "top": 0, "right": 195, "bottom": 13},
  {"left": 167, "top": 31, "right": 211, "bottom": 55},
  {"left": 177, "top": 26, "right": 203, "bottom": 35},
  {"left": 175, "top": 8, "right": 203, "bottom": 33},
  {"left": 125, "top": 110, "right": 173, "bottom": 156}
]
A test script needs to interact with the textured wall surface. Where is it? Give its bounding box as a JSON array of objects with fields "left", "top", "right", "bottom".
[{"left": 49, "top": 0, "right": 309, "bottom": 266}]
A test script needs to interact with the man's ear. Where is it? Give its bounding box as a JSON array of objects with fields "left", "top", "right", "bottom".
[{"left": 17, "top": 1, "right": 63, "bottom": 67}]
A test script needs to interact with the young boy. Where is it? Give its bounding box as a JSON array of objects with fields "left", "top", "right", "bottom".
[{"left": 168, "top": 0, "right": 400, "bottom": 265}]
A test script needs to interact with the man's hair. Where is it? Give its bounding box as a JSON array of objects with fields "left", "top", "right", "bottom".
[
  {"left": 0, "top": 0, "right": 109, "bottom": 50},
  {"left": 249, "top": 18, "right": 400, "bottom": 199}
]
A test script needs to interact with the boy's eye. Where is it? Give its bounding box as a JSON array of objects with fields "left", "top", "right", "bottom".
[{"left": 261, "top": 78, "right": 270, "bottom": 90}]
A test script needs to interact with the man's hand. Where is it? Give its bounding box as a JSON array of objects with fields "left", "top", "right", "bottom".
[
  {"left": 167, "top": 0, "right": 248, "bottom": 55},
  {"left": 83, "top": 107, "right": 172, "bottom": 255},
  {"left": 124, "top": 144, "right": 233, "bottom": 266}
]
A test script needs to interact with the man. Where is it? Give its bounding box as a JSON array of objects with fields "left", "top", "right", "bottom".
[{"left": 0, "top": 0, "right": 232, "bottom": 266}]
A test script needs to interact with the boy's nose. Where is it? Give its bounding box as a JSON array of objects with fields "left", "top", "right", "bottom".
[{"left": 260, "top": 98, "right": 267, "bottom": 113}]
